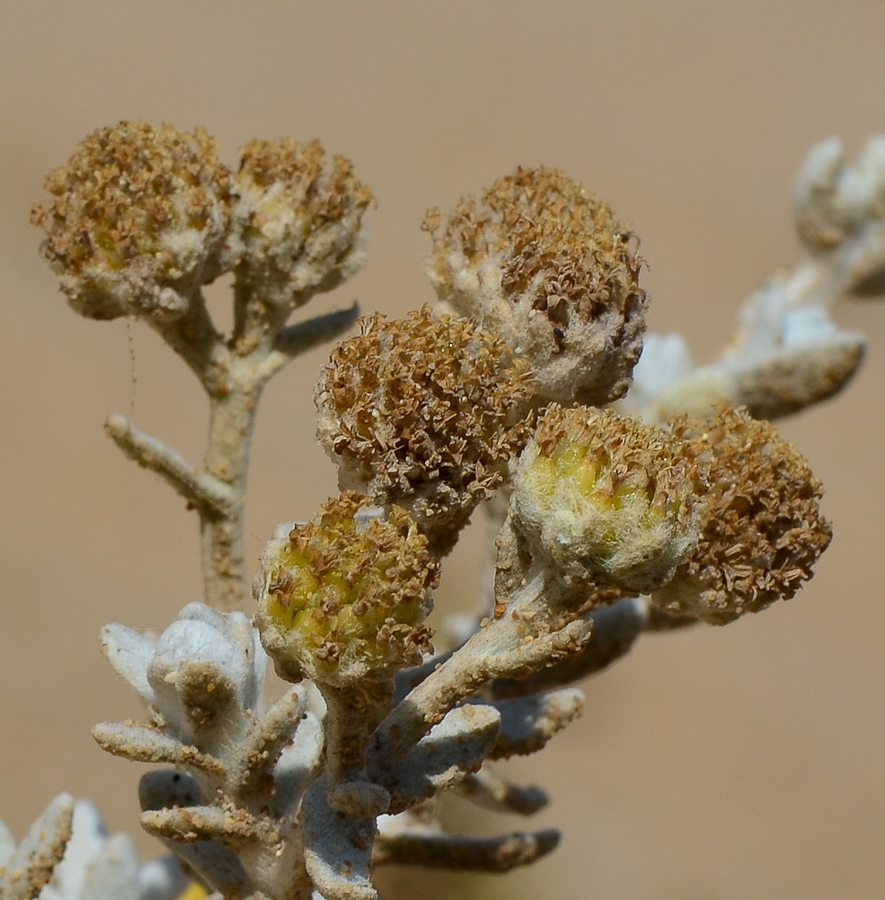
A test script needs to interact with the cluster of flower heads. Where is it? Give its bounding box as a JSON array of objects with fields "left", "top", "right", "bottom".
[
  {"left": 25, "top": 123, "right": 844, "bottom": 900},
  {"left": 507, "top": 403, "right": 831, "bottom": 624},
  {"left": 304, "top": 162, "right": 832, "bottom": 636},
  {"left": 31, "top": 122, "right": 373, "bottom": 322},
  {"left": 309, "top": 342, "right": 830, "bottom": 645}
]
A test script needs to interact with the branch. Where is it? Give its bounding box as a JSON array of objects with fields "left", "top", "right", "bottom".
[
  {"left": 456, "top": 767, "right": 549, "bottom": 816},
  {"left": 262, "top": 302, "right": 360, "bottom": 376},
  {"left": 371, "top": 610, "right": 593, "bottom": 767},
  {"left": 105, "top": 414, "right": 238, "bottom": 517},
  {"left": 373, "top": 828, "right": 560, "bottom": 872},
  {"left": 301, "top": 778, "right": 378, "bottom": 900},
  {"left": 92, "top": 722, "right": 226, "bottom": 777},
  {"left": 489, "top": 597, "right": 647, "bottom": 698},
  {"left": 371, "top": 551, "right": 598, "bottom": 767}
]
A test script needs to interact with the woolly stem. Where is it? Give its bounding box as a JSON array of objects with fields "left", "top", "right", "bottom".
[
  {"left": 371, "top": 562, "right": 594, "bottom": 766},
  {"left": 105, "top": 415, "right": 237, "bottom": 517},
  {"left": 320, "top": 683, "right": 392, "bottom": 784},
  {"left": 109, "top": 285, "right": 357, "bottom": 612},
  {"left": 198, "top": 383, "right": 260, "bottom": 611}
]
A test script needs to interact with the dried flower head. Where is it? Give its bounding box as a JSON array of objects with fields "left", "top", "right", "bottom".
[
  {"left": 511, "top": 405, "right": 698, "bottom": 595},
  {"left": 254, "top": 494, "right": 437, "bottom": 695},
  {"left": 31, "top": 121, "right": 236, "bottom": 321},
  {"left": 315, "top": 307, "right": 534, "bottom": 554},
  {"left": 233, "top": 138, "right": 373, "bottom": 308},
  {"left": 653, "top": 407, "right": 832, "bottom": 624},
  {"left": 424, "top": 166, "right": 647, "bottom": 406}
]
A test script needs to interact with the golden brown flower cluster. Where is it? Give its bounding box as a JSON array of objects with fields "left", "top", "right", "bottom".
[
  {"left": 31, "top": 122, "right": 235, "bottom": 321},
  {"left": 653, "top": 407, "right": 833, "bottom": 623},
  {"left": 32, "top": 122, "right": 374, "bottom": 323},
  {"left": 509, "top": 403, "right": 832, "bottom": 623},
  {"left": 234, "top": 138, "right": 373, "bottom": 308},
  {"left": 315, "top": 307, "right": 534, "bottom": 553},
  {"left": 424, "top": 166, "right": 647, "bottom": 406},
  {"left": 254, "top": 493, "right": 437, "bottom": 694},
  {"left": 512, "top": 405, "right": 698, "bottom": 595}
]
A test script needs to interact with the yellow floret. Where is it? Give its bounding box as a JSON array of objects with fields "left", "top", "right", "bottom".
[
  {"left": 512, "top": 406, "right": 698, "bottom": 596},
  {"left": 255, "top": 494, "right": 437, "bottom": 691}
]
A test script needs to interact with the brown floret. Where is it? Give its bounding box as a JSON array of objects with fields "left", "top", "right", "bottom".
[
  {"left": 32, "top": 121, "right": 234, "bottom": 320},
  {"left": 654, "top": 406, "right": 833, "bottom": 623},
  {"left": 424, "top": 167, "right": 647, "bottom": 405},
  {"left": 315, "top": 307, "right": 534, "bottom": 553},
  {"left": 234, "top": 139, "right": 373, "bottom": 306}
]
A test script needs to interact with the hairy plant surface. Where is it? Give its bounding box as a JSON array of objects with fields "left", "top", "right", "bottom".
[{"left": 5, "top": 122, "right": 884, "bottom": 900}]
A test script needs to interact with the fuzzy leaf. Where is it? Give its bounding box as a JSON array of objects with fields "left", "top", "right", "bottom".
[
  {"left": 101, "top": 623, "right": 157, "bottom": 706},
  {"left": 486, "top": 688, "right": 584, "bottom": 758},
  {"left": 456, "top": 767, "right": 549, "bottom": 815},
  {"left": 374, "top": 704, "right": 500, "bottom": 814},
  {"left": 0, "top": 793, "right": 74, "bottom": 900},
  {"left": 93, "top": 723, "right": 226, "bottom": 777},
  {"left": 373, "top": 827, "right": 560, "bottom": 872}
]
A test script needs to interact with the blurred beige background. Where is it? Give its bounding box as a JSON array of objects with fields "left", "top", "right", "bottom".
[{"left": 1, "top": 3, "right": 883, "bottom": 899}]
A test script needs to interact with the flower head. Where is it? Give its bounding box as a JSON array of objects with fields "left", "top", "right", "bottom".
[
  {"left": 653, "top": 407, "right": 832, "bottom": 624},
  {"left": 233, "top": 138, "right": 373, "bottom": 308},
  {"left": 254, "top": 494, "right": 437, "bottom": 696},
  {"left": 511, "top": 406, "right": 698, "bottom": 595},
  {"left": 424, "top": 166, "right": 647, "bottom": 405},
  {"left": 315, "top": 307, "right": 534, "bottom": 553},
  {"left": 31, "top": 121, "right": 236, "bottom": 321}
]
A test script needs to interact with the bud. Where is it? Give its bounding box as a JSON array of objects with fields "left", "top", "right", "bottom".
[
  {"left": 793, "top": 135, "right": 885, "bottom": 295},
  {"left": 315, "top": 307, "right": 534, "bottom": 554},
  {"left": 511, "top": 406, "right": 698, "bottom": 595},
  {"left": 653, "top": 407, "right": 832, "bottom": 624},
  {"left": 424, "top": 166, "right": 647, "bottom": 406},
  {"left": 31, "top": 121, "right": 236, "bottom": 321},
  {"left": 793, "top": 136, "right": 885, "bottom": 252},
  {"left": 254, "top": 494, "right": 437, "bottom": 694},
  {"left": 233, "top": 138, "right": 373, "bottom": 308}
]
